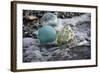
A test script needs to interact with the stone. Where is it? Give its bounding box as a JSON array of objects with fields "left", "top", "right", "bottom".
[
  {"left": 23, "top": 38, "right": 39, "bottom": 48},
  {"left": 23, "top": 49, "right": 44, "bottom": 62},
  {"left": 24, "top": 15, "right": 38, "bottom": 21}
]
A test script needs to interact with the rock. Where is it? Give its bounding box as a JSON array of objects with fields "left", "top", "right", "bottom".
[
  {"left": 24, "top": 15, "right": 38, "bottom": 21},
  {"left": 56, "top": 13, "right": 91, "bottom": 27},
  {"left": 23, "top": 48, "right": 44, "bottom": 62},
  {"left": 23, "top": 26, "right": 32, "bottom": 37},
  {"left": 74, "top": 21, "right": 91, "bottom": 44},
  {"left": 54, "top": 23, "right": 64, "bottom": 32},
  {"left": 23, "top": 50, "right": 32, "bottom": 58},
  {"left": 41, "top": 51, "right": 50, "bottom": 56},
  {"left": 48, "top": 47, "right": 59, "bottom": 52},
  {"left": 40, "top": 47, "right": 48, "bottom": 52},
  {"left": 76, "top": 40, "right": 90, "bottom": 46},
  {"left": 23, "top": 38, "right": 39, "bottom": 48},
  {"left": 49, "top": 48, "right": 71, "bottom": 60},
  {"left": 70, "top": 45, "right": 91, "bottom": 59},
  {"left": 29, "top": 45, "right": 40, "bottom": 50},
  {"left": 42, "top": 41, "right": 58, "bottom": 48},
  {"left": 32, "top": 31, "right": 38, "bottom": 39}
]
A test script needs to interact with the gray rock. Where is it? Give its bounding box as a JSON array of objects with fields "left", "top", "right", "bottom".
[
  {"left": 48, "top": 47, "right": 59, "bottom": 52},
  {"left": 50, "top": 48, "right": 72, "bottom": 60},
  {"left": 23, "top": 49, "right": 44, "bottom": 62},
  {"left": 23, "top": 38, "right": 40, "bottom": 48},
  {"left": 28, "top": 45, "right": 40, "bottom": 51},
  {"left": 70, "top": 45, "right": 91, "bottom": 59},
  {"left": 41, "top": 51, "right": 50, "bottom": 56},
  {"left": 32, "top": 31, "right": 38, "bottom": 39}
]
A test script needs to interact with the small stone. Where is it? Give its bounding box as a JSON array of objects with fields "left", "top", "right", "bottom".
[{"left": 24, "top": 15, "right": 38, "bottom": 21}]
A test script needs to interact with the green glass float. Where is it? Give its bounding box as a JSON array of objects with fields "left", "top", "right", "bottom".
[
  {"left": 57, "top": 25, "right": 76, "bottom": 48},
  {"left": 40, "top": 13, "right": 58, "bottom": 27},
  {"left": 38, "top": 25, "right": 56, "bottom": 44}
]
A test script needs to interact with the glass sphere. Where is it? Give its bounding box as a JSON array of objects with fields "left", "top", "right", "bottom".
[
  {"left": 40, "top": 13, "right": 58, "bottom": 27},
  {"left": 38, "top": 25, "right": 56, "bottom": 44}
]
